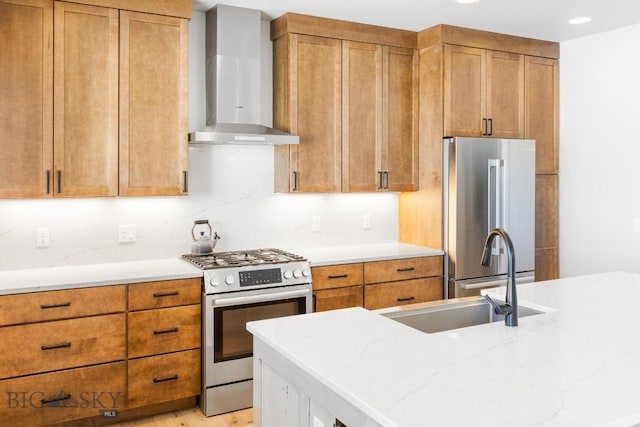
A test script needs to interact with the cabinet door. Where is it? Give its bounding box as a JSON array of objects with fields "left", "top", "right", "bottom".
[
  {"left": 313, "top": 286, "right": 363, "bottom": 312},
  {"left": 525, "top": 56, "right": 559, "bottom": 174},
  {"left": 443, "top": 45, "right": 485, "bottom": 137},
  {"left": 284, "top": 34, "right": 342, "bottom": 193},
  {"left": 342, "top": 41, "right": 382, "bottom": 192},
  {"left": 119, "top": 11, "right": 188, "bottom": 196},
  {"left": 0, "top": 0, "right": 53, "bottom": 198},
  {"left": 535, "top": 174, "right": 558, "bottom": 280},
  {"left": 383, "top": 46, "right": 418, "bottom": 191},
  {"left": 54, "top": 2, "right": 118, "bottom": 197},
  {"left": 364, "top": 277, "right": 443, "bottom": 310},
  {"left": 486, "top": 50, "right": 524, "bottom": 138}
]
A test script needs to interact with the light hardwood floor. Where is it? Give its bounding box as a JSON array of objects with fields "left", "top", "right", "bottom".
[{"left": 112, "top": 407, "right": 253, "bottom": 427}]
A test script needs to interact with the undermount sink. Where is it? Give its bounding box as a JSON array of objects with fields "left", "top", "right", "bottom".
[{"left": 378, "top": 296, "right": 546, "bottom": 334}]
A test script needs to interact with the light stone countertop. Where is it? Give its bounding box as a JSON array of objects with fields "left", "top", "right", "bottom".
[
  {"left": 292, "top": 242, "right": 443, "bottom": 266},
  {"left": 0, "top": 243, "right": 441, "bottom": 295},
  {"left": 248, "top": 271, "right": 640, "bottom": 427},
  {"left": 0, "top": 258, "right": 202, "bottom": 295}
]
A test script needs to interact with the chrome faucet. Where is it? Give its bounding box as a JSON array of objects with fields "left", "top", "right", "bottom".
[{"left": 481, "top": 228, "right": 518, "bottom": 327}]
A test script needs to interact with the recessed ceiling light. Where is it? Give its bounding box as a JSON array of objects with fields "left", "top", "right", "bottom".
[
  {"left": 455, "top": 0, "right": 480, "bottom": 4},
  {"left": 568, "top": 16, "right": 592, "bottom": 25}
]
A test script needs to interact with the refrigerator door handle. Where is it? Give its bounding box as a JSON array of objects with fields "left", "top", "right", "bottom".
[{"left": 487, "top": 158, "right": 505, "bottom": 255}]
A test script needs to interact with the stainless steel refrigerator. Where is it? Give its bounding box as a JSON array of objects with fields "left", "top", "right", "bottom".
[{"left": 443, "top": 137, "right": 535, "bottom": 298}]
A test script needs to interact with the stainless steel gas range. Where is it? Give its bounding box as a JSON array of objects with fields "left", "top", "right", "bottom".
[{"left": 181, "top": 249, "right": 313, "bottom": 417}]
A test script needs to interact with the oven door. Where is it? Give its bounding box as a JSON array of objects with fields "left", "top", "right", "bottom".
[{"left": 203, "top": 284, "right": 312, "bottom": 387}]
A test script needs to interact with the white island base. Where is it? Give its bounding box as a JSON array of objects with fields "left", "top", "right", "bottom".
[{"left": 248, "top": 272, "right": 640, "bottom": 427}]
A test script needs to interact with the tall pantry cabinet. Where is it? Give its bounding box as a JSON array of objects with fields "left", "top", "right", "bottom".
[
  {"left": 0, "top": 0, "right": 189, "bottom": 198},
  {"left": 399, "top": 25, "right": 560, "bottom": 282}
]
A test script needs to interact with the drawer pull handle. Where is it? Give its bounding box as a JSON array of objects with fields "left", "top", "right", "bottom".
[
  {"left": 153, "top": 374, "right": 178, "bottom": 383},
  {"left": 40, "top": 302, "right": 71, "bottom": 309},
  {"left": 397, "top": 297, "right": 416, "bottom": 302},
  {"left": 41, "top": 393, "right": 72, "bottom": 405},
  {"left": 153, "top": 327, "right": 179, "bottom": 335},
  {"left": 153, "top": 291, "right": 179, "bottom": 298},
  {"left": 397, "top": 267, "right": 415, "bottom": 272},
  {"left": 41, "top": 342, "right": 72, "bottom": 351},
  {"left": 328, "top": 274, "right": 348, "bottom": 279}
]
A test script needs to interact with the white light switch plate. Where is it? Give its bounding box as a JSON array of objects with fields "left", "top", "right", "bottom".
[
  {"left": 36, "top": 228, "right": 49, "bottom": 248},
  {"left": 118, "top": 225, "right": 137, "bottom": 243}
]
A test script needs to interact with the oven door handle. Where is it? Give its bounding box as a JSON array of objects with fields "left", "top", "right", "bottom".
[{"left": 210, "top": 288, "right": 311, "bottom": 308}]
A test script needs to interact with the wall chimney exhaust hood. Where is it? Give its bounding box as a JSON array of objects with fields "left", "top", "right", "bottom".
[{"left": 190, "top": 4, "right": 299, "bottom": 145}]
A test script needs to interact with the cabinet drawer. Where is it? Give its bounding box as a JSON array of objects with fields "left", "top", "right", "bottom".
[
  {"left": 364, "top": 277, "right": 443, "bottom": 310},
  {"left": 311, "top": 263, "right": 363, "bottom": 290},
  {"left": 128, "top": 305, "right": 200, "bottom": 358},
  {"left": 128, "top": 349, "right": 200, "bottom": 408},
  {"left": 313, "top": 286, "right": 363, "bottom": 312},
  {"left": 128, "top": 278, "right": 201, "bottom": 311},
  {"left": 0, "top": 313, "right": 126, "bottom": 380},
  {"left": 364, "top": 256, "right": 442, "bottom": 284},
  {"left": 0, "top": 362, "right": 126, "bottom": 427},
  {"left": 0, "top": 285, "right": 125, "bottom": 327}
]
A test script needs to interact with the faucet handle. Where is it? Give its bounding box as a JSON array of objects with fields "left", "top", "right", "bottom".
[{"left": 483, "top": 294, "right": 512, "bottom": 316}]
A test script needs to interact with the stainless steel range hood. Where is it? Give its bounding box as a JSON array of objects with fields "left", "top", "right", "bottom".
[{"left": 190, "top": 4, "right": 299, "bottom": 145}]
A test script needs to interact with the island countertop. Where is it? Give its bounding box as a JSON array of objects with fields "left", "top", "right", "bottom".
[{"left": 248, "top": 271, "right": 640, "bottom": 426}]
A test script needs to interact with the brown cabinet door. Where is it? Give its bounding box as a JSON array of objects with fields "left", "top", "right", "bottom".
[
  {"left": 364, "top": 277, "right": 443, "bottom": 310},
  {"left": 119, "top": 11, "right": 188, "bottom": 196},
  {"left": 313, "top": 286, "right": 363, "bottom": 312},
  {"left": 275, "top": 34, "right": 342, "bottom": 193},
  {"left": 0, "top": 362, "right": 126, "bottom": 426},
  {"left": 342, "top": 41, "right": 383, "bottom": 192},
  {"left": 128, "top": 278, "right": 201, "bottom": 311},
  {"left": 128, "top": 305, "right": 201, "bottom": 358},
  {"left": 486, "top": 50, "right": 524, "bottom": 138},
  {"left": 535, "top": 174, "right": 559, "bottom": 280},
  {"left": 443, "top": 45, "right": 485, "bottom": 137},
  {"left": 364, "top": 256, "right": 442, "bottom": 284},
  {"left": 0, "top": 0, "right": 53, "bottom": 198},
  {"left": 383, "top": 46, "right": 419, "bottom": 191},
  {"left": 526, "top": 56, "right": 559, "bottom": 174},
  {"left": 0, "top": 313, "right": 126, "bottom": 379},
  {"left": 311, "top": 263, "right": 364, "bottom": 290},
  {"left": 128, "top": 349, "right": 200, "bottom": 408},
  {"left": 53, "top": 2, "right": 118, "bottom": 197}
]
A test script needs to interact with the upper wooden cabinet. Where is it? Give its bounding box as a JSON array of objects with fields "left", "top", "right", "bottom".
[
  {"left": 0, "top": 0, "right": 53, "bottom": 198},
  {"left": 342, "top": 42, "right": 418, "bottom": 192},
  {"left": 444, "top": 45, "right": 524, "bottom": 138},
  {"left": 272, "top": 13, "right": 418, "bottom": 193},
  {"left": 274, "top": 34, "right": 342, "bottom": 193},
  {"left": 119, "top": 11, "right": 189, "bottom": 196},
  {"left": 525, "top": 56, "right": 559, "bottom": 174},
  {"left": 0, "top": 0, "right": 189, "bottom": 199},
  {"left": 54, "top": 2, "right": 119, "bottom": 197}
]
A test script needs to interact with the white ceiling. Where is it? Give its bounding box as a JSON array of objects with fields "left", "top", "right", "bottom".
[{"left": 192, "top": 0, "right": 640, "bottom": 42}]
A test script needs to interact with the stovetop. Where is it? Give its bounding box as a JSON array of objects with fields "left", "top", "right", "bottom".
[{"left": 181, "top": 248, "right": 306, "bottom": 270}]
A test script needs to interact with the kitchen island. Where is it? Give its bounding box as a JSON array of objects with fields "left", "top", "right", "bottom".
[{"left": 248, "top": 271, "right": 640, "bottom": 426}]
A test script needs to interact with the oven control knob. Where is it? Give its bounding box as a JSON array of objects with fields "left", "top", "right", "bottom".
[
  {"left": 302, "top": 268, "right": 310, "bottom": 277},
  {"left": 210, "top": 277, "right": 220, "bottom": 287},
  {"left": 283, "top": 270, "right": 293, "bottom": 279},
  {"left": 293, "top": 269, "right": 302, "bottom": 278},
  {"left": 225, "top": 275, "right": 235, "bottom": 285}
]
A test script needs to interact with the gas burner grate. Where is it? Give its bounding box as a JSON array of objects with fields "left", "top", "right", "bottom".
[{"left": 181, "top": 248, "right": 305, "bottom": 270}]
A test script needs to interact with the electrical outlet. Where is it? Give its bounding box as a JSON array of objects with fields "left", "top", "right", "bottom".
[
  {"left": 36, "top": 228, "right": 50, "bottom": 248},
  {"left": 118, "top": 225, "right": 137, "bottom": 243},
  {"left": 311, "top": 216, "right": 321, "bottom": 232},
  {"left": 363, "top": 214, "right": 372, "bottom": 230}
]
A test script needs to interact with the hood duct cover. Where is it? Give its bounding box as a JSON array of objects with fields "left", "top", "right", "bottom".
[{"left": 190, "top": 4, "right": 299, "bottom": 145}]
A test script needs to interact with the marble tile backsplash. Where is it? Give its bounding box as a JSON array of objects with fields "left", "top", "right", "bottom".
[{"left": 0, "top": 145, "right": 398, "bottom": 271}]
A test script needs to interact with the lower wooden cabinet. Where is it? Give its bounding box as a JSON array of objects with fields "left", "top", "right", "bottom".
[
  {"left": 128, "top": 304, "right": 200, "bottom": 358},
  {"left": 0, "top": 362, "right": 126, "bottom": 427},
  {"left": 364, "top": 277, "right": 442, "bottom": 310},
  {"left": 312, "top": 256, "right": 444, "bottom": 312},
  {"left": 127, "top": 349, "right": 200, "bottom": 408},
  {"left": 0, "top": 313, "right": 126, "bottom": 379},
  {"left": 314, "top": 286, "right": 363, "bottom": 312}
]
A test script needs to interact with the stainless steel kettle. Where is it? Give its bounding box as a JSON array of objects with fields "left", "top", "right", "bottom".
[{"left": 191, "top": 219, "right": 220, "bottom": 255}]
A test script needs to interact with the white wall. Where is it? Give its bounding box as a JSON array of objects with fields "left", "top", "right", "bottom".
[
  {"left": 0, "top": 12, "right": 398, "bottom": 271},
  {"left": 560, "top": 23, "right": 640, "bottom": 277}
]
